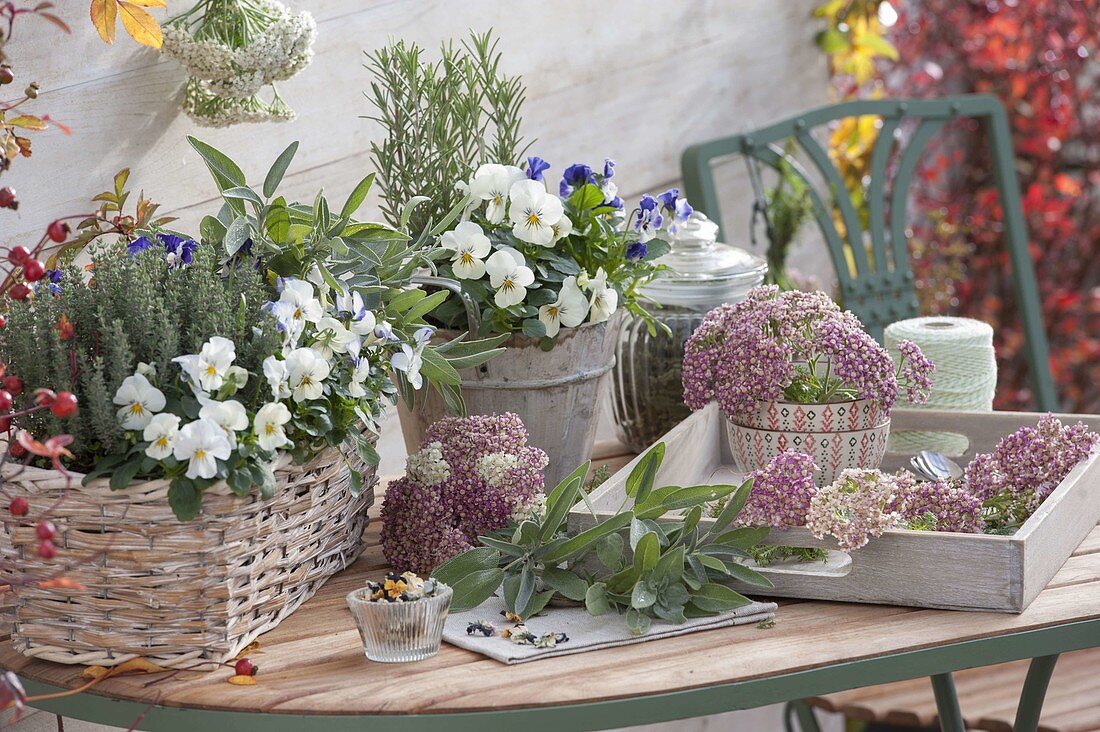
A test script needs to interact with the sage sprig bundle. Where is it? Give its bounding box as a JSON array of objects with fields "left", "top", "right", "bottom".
[{"left": 433, "top": 444, "right": 774, "bottom": 635}]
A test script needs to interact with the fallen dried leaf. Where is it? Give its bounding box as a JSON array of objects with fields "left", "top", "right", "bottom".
[{"left": 228, "top": 675, "right": 257, "bottom": 686}]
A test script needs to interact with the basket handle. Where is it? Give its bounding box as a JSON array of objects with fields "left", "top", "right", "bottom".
[{"left": 412, "top": 274, "right": 481, "bottom": 334}]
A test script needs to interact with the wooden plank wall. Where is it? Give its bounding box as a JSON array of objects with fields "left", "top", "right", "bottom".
[{"left": 1, "top": 0, "right": 829, "bottom": 276}]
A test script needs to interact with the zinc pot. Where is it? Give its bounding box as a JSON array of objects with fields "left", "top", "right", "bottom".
[{"left": 397, "top": 320, "right": 617, "bottom": 488}]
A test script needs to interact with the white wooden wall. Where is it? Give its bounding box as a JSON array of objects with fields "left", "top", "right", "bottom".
[
  {"left": 2, "top": 0, "right": 829, "bottom": 267},
  {"left": 4, "top": 5, "right": 831, "bottom": 731}
]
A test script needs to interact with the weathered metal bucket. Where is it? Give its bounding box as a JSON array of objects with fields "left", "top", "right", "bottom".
[{"left": 397, "top": 319, "right": 617, "bottom": 488}]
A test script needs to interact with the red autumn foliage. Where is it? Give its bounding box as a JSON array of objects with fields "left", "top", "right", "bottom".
[{"left": 885, "top": 0, "right": 1099, "bottom": 411}]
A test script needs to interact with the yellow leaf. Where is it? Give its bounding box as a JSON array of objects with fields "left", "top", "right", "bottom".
[
  {"left": 117, "top": 1, "right": 162, "bottom": 48},
  {"left": 81, "top": 666, "right": 110, "bottom": 680},
  {"left": 228, "top": 674, "right": 258, "bottom": 686},
  {"left": 79, "top": 657, "right": 167, "bottom": 680},
  {"left": 123, "top": 0, "right": 166, "bottom": 5},
  {"left": 89, "top": 0, "right": 116, "bottom": 44},
  {"left": 232, "top": 641, "right": 263, "bottom": 660},
  {"left": 7, "top": 115, "right": 48, "bottom": 131}
]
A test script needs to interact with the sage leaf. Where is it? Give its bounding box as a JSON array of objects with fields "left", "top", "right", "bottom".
[
  {"left": 263, "top": 141, "right": 299, "bottom": 199},
  {"left": 432, "top": 547, "right": 501, "bottom": 586},
  {"left": 540, "top": 566, "right": 588, "bottom": 601},
  {"left": 585, "top": 583, "right": 611, "bottom": 616},
  {"left": 449, "top": 568, "right": 505, "bottom": 612}
]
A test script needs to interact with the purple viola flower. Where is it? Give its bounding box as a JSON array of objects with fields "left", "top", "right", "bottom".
[
  {"left": 127, "top": 236, "right": 155, "bottom": 256},
  {"left": 674, "top": 196, "right": 694, "bottom": 222},
  {"left": 45, "top": 268, "right": 62, "bottom": 283},
  {"left": 631, "top": 194, "right": 665, "bottom": 240},
  {"left": 526, "top": 156, "right": 551, "bottom": 182},
  {"left": 178, "top": 238, "right": 198, "bottom": 265},
  {"left": 603, "top": 158, "right": 616, "bottom": 179},
  {"left": 560, "top": 163, "right": 595, "bottom": 197},
  {"left": 606, "top": 195, "right": 624, "bottom": 210},
  {"left": 626, "top": 241, "right": 648, "bottom": 261},
  {"left": 657, "top": 187, "right": 681, "bottom": 210}
]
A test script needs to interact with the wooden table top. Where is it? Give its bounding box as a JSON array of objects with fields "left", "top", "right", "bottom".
[{"left": 3, "top": 444, "right": 1100, "bottom": 719}]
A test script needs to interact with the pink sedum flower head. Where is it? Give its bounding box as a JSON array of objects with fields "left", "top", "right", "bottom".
[
  {"left": 682, "top": 285, "right": 934, "bottom": 420},
  {"left": 381, "top": 413, "right": 549, "bottom": 574}
]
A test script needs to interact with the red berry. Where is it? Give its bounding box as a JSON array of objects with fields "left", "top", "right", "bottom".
[
  {"left": 23, "top": 259, "right": 44, "bottom": 282},
  {"left": 3, "top": 376, "right": 22, "bottom": 396},
  {"left": 37, "top": 540, "right": 57, "bottom": 559},
  {"left": 0, "top": 315, "right": 6, "bottom": 328},
  {"left": 9, "top": 497, "right": 28, "bottom": 516},
  {"left": 0, "top": 391, "right": 11, "bottom": 410},
  {"left": 0, "top": 416, "right": 9, "bottom": 432},
  {"left": 0, "top": 187, "right": 16, "bottom": 209},
  {"left": 8, "top": 283, "right": 29, "bottom": 300},
  {"left": 234, "top": 658, "right": 257, "bottom": 676},
  {"left": 50, "top": 392, "right": 77, "bottom": 418},
  {"left": 33, "top": 388, "right": 55, "bottom": 407},
  {"left": 9, "top": 443, "right": 25, "bottom": 458},
  {"left": 35, "top": 521, "right": 55, "bottom": 541},
  {"left": 0, "top": 66, "right": 13, "bottom": 85},
  {"left": 6, "top": 246, "right": 29, "bottom": 265},
  {"left": 46, "top": 221, "right": 69, "bottom": 244}
]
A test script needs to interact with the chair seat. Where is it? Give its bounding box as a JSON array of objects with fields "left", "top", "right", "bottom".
[{"left": 806, "top": 647, "right": 1100, "bottom": 731}]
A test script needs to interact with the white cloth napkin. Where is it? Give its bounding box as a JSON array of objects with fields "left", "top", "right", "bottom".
[{"left": 443, "top": 595, "right": 777, "bottom": 664}]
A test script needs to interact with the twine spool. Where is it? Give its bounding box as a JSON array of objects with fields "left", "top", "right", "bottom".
[{"left": 884, "top": 317, "right": 998, "bottom": 456}]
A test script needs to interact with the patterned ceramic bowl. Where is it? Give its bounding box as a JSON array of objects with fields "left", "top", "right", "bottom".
[
  {"left": 731, "top": 399, "right": 886, "bottom": 433},
  {"left": 725, "top": 418, "right": 891, "bottom": 486}
]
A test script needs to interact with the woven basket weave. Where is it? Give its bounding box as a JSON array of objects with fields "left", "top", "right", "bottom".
[{"left": 0, "top": 442, "right": 376, "bottom": 670}]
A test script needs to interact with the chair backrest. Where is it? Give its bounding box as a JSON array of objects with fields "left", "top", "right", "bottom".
[{"left": 681, "top": 93, "right": 1058, "bottom": 411}]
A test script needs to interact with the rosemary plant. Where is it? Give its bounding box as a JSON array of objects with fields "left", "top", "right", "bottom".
[
  {"left": 364, "top": 30, "right": 530, "bottom": 234},
  {"left": 762, "top": 144, "right": 813, "bottom": 289}
]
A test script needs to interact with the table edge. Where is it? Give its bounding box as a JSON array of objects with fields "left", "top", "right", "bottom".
[{"left": 13, "top": 617, "right": 1100, "bottom": 732}]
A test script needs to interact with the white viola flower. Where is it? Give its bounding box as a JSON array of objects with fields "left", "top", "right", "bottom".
[
  {"left": 113, "top": 373, "right": 167, "bottom": 430},
  {"left": 285, "top": 347, "right": 331, "bottom": 402},
  {"left": 173, "top": 418, "right": 233, "bottom": 480},
  {"left": 347, "top": 357, "right": 372, "bottom": 398},
  {"left": 538, "top": 276, "right": 590, "bottom": 338},
  {"left": 307, "top": 263, "right": 332, "bottom": 302},
  {"left": 551, "top": 215, "right": 573, "bottom": 244},
  {"left": 312, "top": 316, "right": 360, "bottom": 359},
  {"left": 469, "top": 163, "right": 526, "bottom": 224},
  {"left": 485, "top": 249, "right": 535, "bottom": 308},
  {"left": 508, "top": 179, "right": 565, "bottom": 246},
  {"left": 198, "top": 398, "right": 249, "bottom": 448},
  {"left": 142, "top": 413, "right": 181, "bottom": 461},
  {"left": 135, "top": 361, "right": 157, "bottom": 380},
  {"left": 262, "top": 356, "right": 292, "bottom": 400},
  {"left": 173, "top": 336, "right": 237, "bottom": 394},
  {"left": 587, "top": 268, "right": 619, "bottom": 324},
  {"left": 440, "top": 221, "right": 492, "bottom": 279},
  {"left": 391, "top": 344, "right": 424, "bottom": 390},
  {"left": 266, "top": 277, "right": 323, "bottom": 345},
  {"left": 253, "top": 402, "right": 292, "bottom": 451},
  {"left": 335, "top": 290, "right": 377, "bottom": 337}
]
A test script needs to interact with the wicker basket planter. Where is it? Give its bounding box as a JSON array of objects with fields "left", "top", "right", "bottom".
[{"left": 0, "top": 443, "right": 376, "bottom": 670}]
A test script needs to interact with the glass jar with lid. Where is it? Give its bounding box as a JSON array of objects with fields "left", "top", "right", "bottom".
[{"left": 609, "top": 213, "right": 767, "bottom": 452}]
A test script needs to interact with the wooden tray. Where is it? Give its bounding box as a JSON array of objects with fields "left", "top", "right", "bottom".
[{"left": 570, "top": 406, "right": 1100, "bottom": 613}]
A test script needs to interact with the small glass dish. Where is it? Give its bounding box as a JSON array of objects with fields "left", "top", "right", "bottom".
[{"left": 346, "top": 582, "right": 452, "bottom": 663}]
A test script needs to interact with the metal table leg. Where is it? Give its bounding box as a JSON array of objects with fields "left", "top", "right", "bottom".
[
  {"left": 785, "top": 700, "right": 823, "bottom": 732},
  {"left": 1014, "top": 654, "right": 1059, "bottom": 732},
  {"left": 930, "top": 673, "right": 965, "bottom": 732}
]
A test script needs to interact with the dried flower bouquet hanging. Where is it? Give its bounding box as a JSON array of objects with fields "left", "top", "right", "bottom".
[{"left": 161, "top": 0, "right": 316, "bottom": 127}]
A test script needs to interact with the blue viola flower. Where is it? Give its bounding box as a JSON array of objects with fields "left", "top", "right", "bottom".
[
  {"left": 603, "top": 158, "right": 616, "bottom": 179},
  {"left": 526, "top": 156, "right": 551, "bottom": 182},
  {"left": 626, "top": 241, "right": 648, "bottom": 261},
  {"left": 657, "top": 187, "right": 681, "bottom": 211},
  {"left": 632, "top": 194, "right": 664, "bottom": 237},
  {"left": 606, "top": 195, "right": 624, "bottom": 210},
  {"left": 46, "top": 268, "right": 62, "bottom": 283},
  {"left": 157, "top": 232, "right": 184, "bottom": 252},
  {"left": 674, "top": 197, "right": 694, "bottom": 222},
  {"left": 127, "top": 236, "right": 155, "bottom": 256},
  {"left": 178, "top": 238, "right": 198, "bottom": 265},
  {"left": 560, "top": 163, "right": 595, "bottom": 197}
]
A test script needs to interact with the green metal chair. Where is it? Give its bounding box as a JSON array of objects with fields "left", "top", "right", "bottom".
[{"left": 681, "top": 93, "right": 1058, "bottom": 411}]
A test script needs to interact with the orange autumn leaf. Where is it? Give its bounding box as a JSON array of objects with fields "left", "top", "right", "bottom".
[
  {"left": 81, "top": 658, "right": 167, "bottom": 680},
  {"left": 228, "top": 675, "right": 257, "bottom": 686},
  {"left": 232, "top": 641, "right": 262, "bottom": 660},
  {"left": 89, "top": 0, "right": 117, "bottom": 44},
  {"left": 38, "top": 577, "right": 86, "bottom": 591},
  {"left": 117, "top": 1, "right": 162, "bottom": 48}
]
